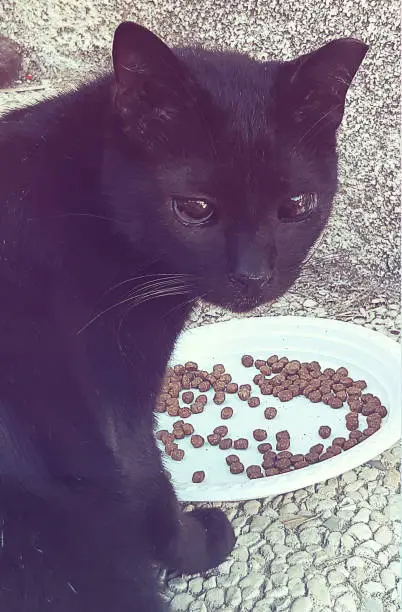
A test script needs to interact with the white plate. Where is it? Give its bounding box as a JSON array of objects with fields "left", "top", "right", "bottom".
[{"left": 155, "top": 316, "right": 401, "bottom": 502}]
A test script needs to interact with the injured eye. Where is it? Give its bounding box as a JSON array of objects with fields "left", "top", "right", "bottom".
[{"left": 278, "top": 193, "right": 318, "bottom": 223}]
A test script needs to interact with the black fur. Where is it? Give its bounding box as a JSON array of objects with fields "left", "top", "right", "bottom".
[{"left": 0, "top": 22, "right": 367, "bottom": 610}]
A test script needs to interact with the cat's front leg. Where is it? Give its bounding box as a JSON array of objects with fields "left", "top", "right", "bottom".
[{"left": 145, "top": 467, "right": 236, "bottom": 575}]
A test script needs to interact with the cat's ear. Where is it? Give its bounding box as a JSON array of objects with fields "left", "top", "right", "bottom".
[
  {"left": 112, "top": 21, "right": 192, "bottom": 120},
  {"left": 282, "top": 38, "right": 368, "bottom": 130}
]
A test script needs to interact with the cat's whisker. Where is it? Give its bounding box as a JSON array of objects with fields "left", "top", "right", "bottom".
[
  {"left": 290, "top": 103, "right": 342, "bottom": 156},
  {"left": 77, "top": 282, "right": 193, "bottom": 335},
  {"left": 105, "top": 272, "right": 192, "bottom": 296}
]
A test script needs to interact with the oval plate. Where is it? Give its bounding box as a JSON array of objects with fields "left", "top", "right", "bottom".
[{"left": 155, "top": 316, "right": 401, "bottom": 502}]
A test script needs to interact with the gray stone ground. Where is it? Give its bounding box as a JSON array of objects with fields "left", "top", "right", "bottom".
[{"left": 0, "top": 1, "right": 400, "bottom": 611}]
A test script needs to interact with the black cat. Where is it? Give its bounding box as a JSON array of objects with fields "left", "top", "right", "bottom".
[{"left": 0, "top": 21, "right": 367, "bottom": 611}]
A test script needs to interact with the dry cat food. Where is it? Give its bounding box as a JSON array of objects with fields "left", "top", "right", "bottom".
[{"left": 155, "top": 354, "right": 388, "bottom": 483}]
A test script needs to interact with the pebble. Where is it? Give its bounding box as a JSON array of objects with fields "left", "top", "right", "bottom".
[
  {"left": 362, "top": 582, "right": 386, "bottom": 596},
  {"left": 169, "top": 577, "right": 188, "bottom": 593},
  {"left": 188, "top": 602, "right": 207, "bottom": 612},
  {"left": 361, "top": 597, "right": 384, "bottom": 612},
  {"left": 374, "top": 525, "right": 393, "bottom": 545},
  {"left": 217, "top": 559, "right": 233, "bottom": 574},
  {"left": 287, "top": 551, "right": 312, "bottom": 567},
  {"left": 229, "top": 561, "right": 248, "bottom": 580},
  {"left": 340, "top": 534, "right": 355, "bottom": 552},
  {"left": 202, "top": 576, "right": 216, "bottom": 590},
  {"left": 225, "top": 586, "right": 242, "bottom": 607},
  {"left": 231, "top": 546, "right": 249, "bottom": 562},
  {"left": 204, "top": 587, "right": 225, "bottom": 609},
  {"left": 236, "top": 532, "right": 261, "bottom": 547},
  {"left": 250, "top": 515, "right": 271, "bottom": 531},
  {"left": 239, "top": 572, "right": 264, "bottom": 590},
  {"left": 291, "top": 596, "right": 313, "bottom": 611},
  {"left": 346, "top": 523, "right": 372, "bottom": 541},
  {"left": 352, "top": 508, "right": 371, "bottom": 523},
  {"left": 379, "top": 568, "right": 395, "bottom": 590},
  {"left": 342, "top": 471, "right": 357, "bottom": 484},
  {"left": 307, "top": 575, "right": 330, "bottom": 605},
  {"left": 303, "top": 299, "right": 317, "bottom": 308},
  {"left": 171, "top": 593, "right": 195, "bottom": 611},
  {"left": 288, "top": 579, "right": 306, "bottom": 598},
  {"left": 287, "top": 565, "right": 304, "bottom": 580},
  {"left": 299, "top": 527, "right": 321, "bottom": 546},
  {"left": 335, "top": 592, "right": 357, "bottom": 612},
  {"left": 272, "top": 572, "right": 288, "bottom": 587},
  {"left": 188, "top": 578, "right": 203, "bottom": 595},
  {"left": 244, "top": 500, "right": 261, "bottom": 516},
  {"left": 327, "top": 568, "right": 347, "bottom": 585},
  {"left": 265, "top": 527, "right": 285, "bottom": 545}
]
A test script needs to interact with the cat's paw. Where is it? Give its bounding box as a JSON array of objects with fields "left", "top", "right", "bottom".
[{"left": 170, "top": 507, "right": 235, "bottom": 575}]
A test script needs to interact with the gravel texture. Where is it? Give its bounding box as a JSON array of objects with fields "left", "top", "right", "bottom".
[{"left": 0, "top": 1, "right": 400, "bottom": 610}]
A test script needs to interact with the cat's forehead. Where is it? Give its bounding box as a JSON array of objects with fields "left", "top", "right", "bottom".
[{"left": 177, "top": 48, "right": 279, "bottom": 147}]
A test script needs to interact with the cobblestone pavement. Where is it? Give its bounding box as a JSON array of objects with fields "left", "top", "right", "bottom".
[{"left": 0, "top": 0, "right": 400, "bottom": 610}]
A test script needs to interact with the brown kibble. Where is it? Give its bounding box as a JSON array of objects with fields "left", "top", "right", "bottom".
[
  {"left": 333, "top": 437, "right": 346, "bottom": 447},
  {"left": 253, "top": 373, "right": 265, "bottom": 385},
  {"left": 248, "top": 396, "right": 260, "bottom": 407},
  {"left": 329, "top": 396, "right": 344, "bottom": 409},
  {"left": 347, "top": 385, "right": 362, "bottom": 397},
  {"left": 219, "top": 438, "right": 232, "bottom": 450},
  {"left": 262, "top": 456, "right": 276, "bottom": 469},
  {"left": 348, "top": 398, "right": 362, "bottom": 412},
  {"left": 257, "top": 443, "right": 272, "bottom": 453},
  {"left": 354, "top": 380, "right": 367, "bottom": 390},
  {"left": 213, "top": 379, "right": 226, "bottom": 391},
  {"left": 308, "top": 390, "right": 322, "bottom": 403},
  {"left": 226, "top": 454, "right": 240, "bottom": 465},
  {"left": 164, "top": 441, "right": 178, "bottom": 455},
  {"left": 376, "top": 405, "right": 387, "bottom": 418},
  {"left": 213, "top": 364, "right": 225, "bottom": 375},
  {"left": 323, "top": 367, "right": 335, "bottom": 378},
  {"left": 318, "top": 426, "right": 331, "bottom": 439},
  {"left": 241, "top": 355, "right": 254, "bottom": 367},
  {"left": 198, "top": 380, "right": 211, "bottom": 392},
  {"left": 260, "top": 383, "right": 273, "bottom": 395},
  {"left": 182, "top": 423, "right": 194, "bottom": 436},
  {"left": 174, "top": 364, "right": 186, "bottom": 376},
  {"left": 246, "top": 465, "right": 263, "bottom": 479},
  {"left": 265, "top": 467, "right": 279, "bottom": 476},
  {"left": 346, "top": 419, "right": 359, "bottom": 431},
  {"left": 310, "top": 443, "right": 324, "bottom": 454},
  {"left": 213, "top": 391, "right": 225, "bottom": 405},
  {"left": 367, "top": 414, "right": 381, "bottom": 429},
  {"left": 191, "top": 377, "right": 203, "bottom": 389},
  {"left": 179, "top": 407, "right": 192, "bottom": 418},
  {"left": 290, "top": 454, "right": 304, "bottom": 464},
  {"left": 327, "top": 444, "right": 341, "bottom": 455},
  {"left": 226, "top": 382, "right": 239, "bottom": 393},
  {"left": 238, "top": 388, "right": 251, "bottom": 401},
  {"left": 171, "top": 448, "right": 185, "bottom": 461},
  {"left": 192, "top": 470, "right": 205, "bottom": 483},
  {"left": 253, "top": 429, "right": 267, "bottom": 441},
  {"left": 349, "top": 430, "right": 363, "bottom": 440},
  {"left": 276, "top": 430, "right": 290, "bottom": 439},
  {"left": 361, "top": 404, "right": 376, "bottom": 416},
  {"left": 321, "top": 393, "right": 332, "bottom": 405},
  {"left": 335, "top": 390, "right": 347, "bottom": 402},
  {"left": 184, "top": 361, "right": 198, "bottom": 372},
  {"left": 206, "top": 374, "right": 217, "bottom": 385},
  {"left": 207, "top": 433, "right": 221, "bottom": 446},
  {"left": 332, "top": 383, "right": 345, "bottom": 393},
  {"left": 173, "top": 420, "right": 184, "bottom": 429},
  {"left": 255, "top": 359, "right": 266, "bottom": 369},
  {"left": 340, "top": 377, "right": 353, "bottom": 387},
  {"left": 156, "top": 429, "right": 169, "bottom": 442},
  {"left": 271, "top": 361, "right": 285, "bottom": 373},
  {"left": 230, "top": 462, "right": 244, "bottom": 474},
  {"left": 182, "top": 391, "right": 194, "bottom": 404},
  {"left": 276, "top": 438, "right": 290, "bottom": 451},
  {"left": 191, "top": 434, "right": 204, "bottom": 448},
  {"left": 234, "top": 438, "right": 248, "bottom": 450},
  {"left": 343, "top": 438, "right": 358, "bottom": 450},
  {"left": 190, "top": 402, "right": 204, "bottom": 414},
  {"left": 294, "top": 458, "right": 308, "bottom": 469},
  {"left": 196, "top": 394, "right": 208, "bottom": 405},
  {"left": 264, "top": 406, "right": 277, "bottom": 420},
  {"left": 214, "top": 425, "right": 228, "bottom": 437},
  {"left": 167, "top": 404, "right": 180, "bottom": 417},
  {"left": 305, "top": 452, "right": 319, "bottom": 464},
  {"left": 267, "top": 355, "right": 279, "bottom": 365},
  {"left": 259, "top": 365, "right": 272, "bottom": 376},
  {"left": 275, "top": 457, "right": 291, "bottom": 470},
  {"left": 318, "top": 452, "right": 331, "bottom": 461},
  {"left": 272, "top": 386, "right": 285, "bottom": 398},
  {"left": 221, "top": 406, "right": 233, "bottom": 419},
  {"left": 336, "top": 367, "right": 348, "bottom": 378},
  {"left": 221, "top": 374, "right": 232, "bottom": 384},
  {"left": 320, "top": 384, "right": 332, "bottom": 395},
  {"left": 173, "top": 428, "right": 185, "bottom": 439},
  {"left": 362, "top": 427, "right": 377, "bottom": 437},
  {"left": 278, "top": 389, "right": 294, "bottom": 402}
]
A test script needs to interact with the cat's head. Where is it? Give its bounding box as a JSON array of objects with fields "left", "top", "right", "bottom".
[{"left": 105, "top": 22, "right": 367, "bottom": 313}]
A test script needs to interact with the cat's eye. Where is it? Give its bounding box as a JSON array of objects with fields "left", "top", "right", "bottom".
[
  {"left": 278, "top": 193, "right": 318, "bottom": 223},
  {"left": 172, "top": 197, "right": 215, "bottom": 226}
]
